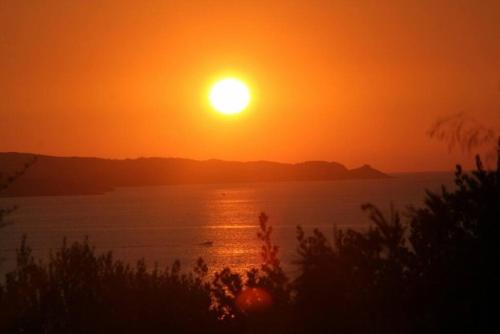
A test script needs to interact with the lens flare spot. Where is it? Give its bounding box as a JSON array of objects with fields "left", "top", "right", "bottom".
[{"left": 235, "top": 287, "right": 272, "bottom": 313}]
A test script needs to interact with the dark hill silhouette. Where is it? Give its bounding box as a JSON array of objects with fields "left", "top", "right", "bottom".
[{"left": 0, "top": 152, "right": 388, "bottom": 197}]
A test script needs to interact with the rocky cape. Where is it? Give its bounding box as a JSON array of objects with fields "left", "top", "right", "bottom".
[{"left": 0, "top": 153, "right": 389, "bottom": 197}]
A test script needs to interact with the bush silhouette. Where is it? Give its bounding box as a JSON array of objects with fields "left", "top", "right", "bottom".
[
  {"left": 293, "top": 153, "right": 499, "bottom": 333},
  {"left": 0, "top": 156, "right": 35, "bottom": 228},
  {"left": 0, "top": 151, "right": 498, "bottom": 333}
]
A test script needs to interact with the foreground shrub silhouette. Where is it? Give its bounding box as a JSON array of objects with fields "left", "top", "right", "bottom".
[
  {"left": 293, "top": 153, "right": 499, "bottom": 334},
  {"left": 0, "top": 153, "right": 498, "bottom": 333},
  {"left": 0, "top": 238, "right": 218, "bottom": 333}
]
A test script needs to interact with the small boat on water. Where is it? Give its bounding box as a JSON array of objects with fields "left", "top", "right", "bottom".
[{"left": 199, "top": 241, "right": 214, "bottom": 247}]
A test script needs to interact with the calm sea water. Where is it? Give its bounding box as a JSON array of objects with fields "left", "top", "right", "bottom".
[{"left": 0, "top": 172, "right": 453, "bottom": 276}]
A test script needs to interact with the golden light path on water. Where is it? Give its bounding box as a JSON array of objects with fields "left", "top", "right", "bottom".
[{"left": 197, "top": 187, "right": 262, "bottom": 274}]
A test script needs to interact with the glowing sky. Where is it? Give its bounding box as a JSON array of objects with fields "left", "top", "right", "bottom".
[{"left": 1, "top": 0, "right": 499, "bottom": 172}]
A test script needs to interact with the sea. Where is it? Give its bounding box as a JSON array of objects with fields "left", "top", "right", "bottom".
[{"left": 0, "top": 172, "right": 453, "bottom": 277}]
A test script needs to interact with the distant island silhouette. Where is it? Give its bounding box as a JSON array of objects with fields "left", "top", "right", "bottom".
[{"left": 0, "top": 152, "right": 388, "bottom": 197}]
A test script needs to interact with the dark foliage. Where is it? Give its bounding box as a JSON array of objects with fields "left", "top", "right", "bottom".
[
  {"left": 428, "top": 112, "right": 499, "bottom": 165},
  {"left": 0, "top": 153, "right": 498, "bottom": 333},
  {"left": 0, "top": 238, "right": 219, "bottom": 334},
  {"left": 0, "top": 156, "right": 36, "bottom": 227},
  {"left": 293, "top": 154, "right": 499, "bottom": 333}
]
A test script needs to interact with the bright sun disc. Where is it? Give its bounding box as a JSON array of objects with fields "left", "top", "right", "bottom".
[{"left": 209, "top": 78, "right": 250, "bottom": 115}]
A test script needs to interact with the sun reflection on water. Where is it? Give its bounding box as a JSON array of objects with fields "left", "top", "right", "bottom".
[{"left": 197, "top": 187, "right": 263, "bottom": 274}]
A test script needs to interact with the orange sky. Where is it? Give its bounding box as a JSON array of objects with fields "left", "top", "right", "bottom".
[{"left": 1, "top": 0, "right": 499, "bottom": 172}]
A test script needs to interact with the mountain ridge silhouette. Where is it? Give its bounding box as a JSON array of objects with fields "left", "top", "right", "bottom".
[{"left": 0, "top": 152, "right": 388, "bottom": 197}]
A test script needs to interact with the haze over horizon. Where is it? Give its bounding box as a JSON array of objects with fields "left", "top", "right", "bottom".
[{"left": 2, "top": 0, "right": 500, "bottom": 173}]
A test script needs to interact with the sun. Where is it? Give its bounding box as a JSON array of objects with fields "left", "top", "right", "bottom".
[{"left": 209, "top": 78, "right": 250, "bottom": 115}]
